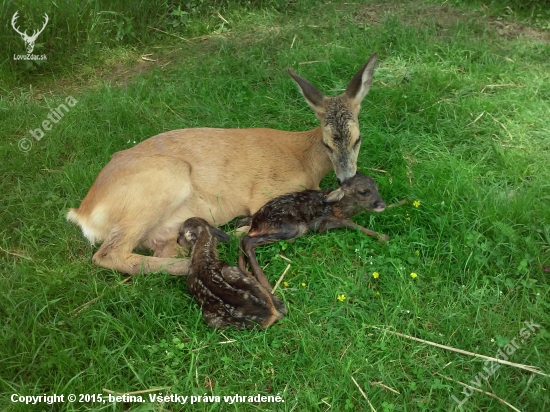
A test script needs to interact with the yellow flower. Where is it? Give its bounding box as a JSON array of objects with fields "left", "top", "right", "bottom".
[
  {"left": 283, "top": 281, "right": 289, "bottom": 288},
  {"left": 337, "top": 294, "right": 346, "bottom": 302},
  {"left": 410, "top": 272, "right": 418, "bottom": 279},
  {"left": 372, "top": 271, "right": 380, "bottom": 279},
  {"left": 301, "top": 282, "right": 306, "bottom": 287},
  {"left": 413, "top": 200, "right": 421, "bottom": 208}
]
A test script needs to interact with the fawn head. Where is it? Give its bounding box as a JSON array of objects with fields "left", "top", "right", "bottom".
[
  {"left": 326, "top": 172, "right": 386, "bottom": 215},
  {"left": 177, "top": 217, "right": 230, "bottom": 250}
]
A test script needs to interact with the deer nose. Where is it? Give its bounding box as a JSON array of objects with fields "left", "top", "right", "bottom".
[{"left": 374, "top": 200, "right": 386, "bottom": 211}]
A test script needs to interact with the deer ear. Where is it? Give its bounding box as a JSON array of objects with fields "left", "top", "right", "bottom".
[
  {"left": 287, "top": 68, "right": 326, "bottom": 118},
  {"left": 211, "top": 227, "right": 230, "bottom": 243},
  {"left": 326, "top": 188, "right": 345, "bottom": 203},
  {"left": 345, "top": 52, "right": 377, "bottom": 107}
]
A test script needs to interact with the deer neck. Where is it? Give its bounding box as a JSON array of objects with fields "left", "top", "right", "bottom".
[{"left": 301, "top": 126, "right": 333, "bottom": 187}]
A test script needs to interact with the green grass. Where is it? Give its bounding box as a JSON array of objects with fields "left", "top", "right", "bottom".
[
  {"left": 1, "top": 0, "right": 550, "bottom": 411},
  {"left": 0, "top": 0, "right": 292, "bottom": 91}
]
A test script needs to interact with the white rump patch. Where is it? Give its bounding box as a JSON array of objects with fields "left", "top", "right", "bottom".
[{"left": 66, "top": 208, "right": 105, "bottom": 245}]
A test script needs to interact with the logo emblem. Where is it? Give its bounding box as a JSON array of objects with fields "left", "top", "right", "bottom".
[{"left": 11, "top": 11, "right": 49, "bottom": 54}]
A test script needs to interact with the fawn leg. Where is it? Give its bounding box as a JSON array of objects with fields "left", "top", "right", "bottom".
[
  {"left": 240, "top": 236, "right": 273, "bottom": 290},
  {"left": 311, "top": 217, "right": 389, "bottom": 242},
  {"left": 270, "top": 294, "right": 288, "bottom": 315},
  {"left": 233, "top": 217, "right": 252, "bottom": 237},
  {"left": 241, "top": 224, "right": 310, "bottom": 289},
  {"left": 238, "top": 236, "right": 262, "bottom": 280},
  {"left": 238, "top": 241, "right": 248, "bottom": 273},
  {"left": 237, "top": 241, "right": 264, "bottom": 282},
  {"left": 236, "top": 216, "right": 252, "bottom": 227}
]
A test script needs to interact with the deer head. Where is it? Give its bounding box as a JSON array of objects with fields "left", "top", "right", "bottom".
[
  {"left": 288, "top": 53, "right": 377, "bottom": 184},
  {"left": 11, "top": 11, "right": 49, "bottom": 54}
]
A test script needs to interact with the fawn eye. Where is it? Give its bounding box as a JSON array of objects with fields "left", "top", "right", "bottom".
[
  {"left": 357, "top": 189, "right": 370, "bottom": 196},
  {"left": 322, "top": 141, "right": 333, "bottom": 152},
  {"left": 353, "top": 136, "right": 362, "bottom": 149}
]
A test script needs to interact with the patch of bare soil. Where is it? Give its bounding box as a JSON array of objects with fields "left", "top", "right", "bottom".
[
  {"left": 98, "top": 47, "right": 180, "bottom": 87},
  {"left": 354, "top": 1, "right": 549, "bottom": 43},
  {"left": 29, "top": 36, "right": 220, "bottom": 100},
  {"left": 26, "top": 49, "right": 179, "bottom": 101},
  {"left": 103, "top": 59, "right": 157, "bottom": 86},
  {"left": 97, "top": 31, "right": 232, "bottom": 87},
  {"left": 354, "top": 2, "right": 465, "bottom": 27},
  {"left": 353, "top": 3, "right": 389, "bottom": 26},
  {"left": 488, "top": 17, "right": 550, "bottom": 42}
]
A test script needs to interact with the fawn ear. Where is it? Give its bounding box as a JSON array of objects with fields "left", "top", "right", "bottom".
[
  {"left": 211, "top": 227, "right": 230, "bottom": 242},
  {"left": 326, "top": 188, "right": 345, "bottom": 203}
]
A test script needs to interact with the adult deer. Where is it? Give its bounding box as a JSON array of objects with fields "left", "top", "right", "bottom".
[{"left": 67, "top": 53, "right": 377, "bottom": 275}]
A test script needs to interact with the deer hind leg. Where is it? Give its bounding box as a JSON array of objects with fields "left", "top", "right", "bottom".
[
  {"left": 240, "top": 224, "right": 309, "bottom": 289},
  {"left": 234, "top": 226, "right": 251, "bottom": 237},
  {"left": 237, "top": 238, "right": 261, "bottom": 279},
  {"left": 233, "top": 216, "right": 252, "bottom": 237},
  {"left": 238, "top": 235, "right": 258, "bottom": 277},
  {"left": 152, "top": 241, "right": 188, "bottom": 258},
  {"left": 87, "top": 156, "right": 197, "bottom": 274},
  {"left": 93, "top": 226, "right": 190, "bottom": 275},
  {"left": 238, "top": 247, "right": 248, "bottom": 275},
  {"left": 269, "top": 294, "right": 288, "bottom": 315},
  {"left": 258, "top": 308, "right": 286, "bottom": 328},
  {"left": 240, "top": 235, "right": 274, "bottom": 290}
]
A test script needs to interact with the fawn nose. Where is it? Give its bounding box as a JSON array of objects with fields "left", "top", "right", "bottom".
[{"left": 374, "top": 200, "right": 386, "bottom": 211}]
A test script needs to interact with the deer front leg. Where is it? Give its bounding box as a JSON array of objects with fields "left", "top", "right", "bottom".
[{"left": 310, "top": 217, "right": 389, "bottom": 242}]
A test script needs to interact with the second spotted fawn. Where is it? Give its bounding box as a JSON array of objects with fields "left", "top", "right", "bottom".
[{"left": 239, "top": 173, "right": 388, "bottom": 288}]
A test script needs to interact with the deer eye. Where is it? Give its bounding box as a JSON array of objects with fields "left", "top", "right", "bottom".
[
  {"left": 353, "top": 136, "right": 362, "bottom": 149},
  {"left": 357, "top": 189, "right": 371, "bottom": 196},
  {"left": 322, "top": 141, "right": 333, "bottom": 152}
]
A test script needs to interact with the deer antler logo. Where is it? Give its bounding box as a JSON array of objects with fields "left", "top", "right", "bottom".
[{"left": 11, "top": 11, "right": 49, "bottom": 54}]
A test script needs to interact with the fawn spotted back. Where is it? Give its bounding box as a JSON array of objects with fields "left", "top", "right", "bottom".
[{"left": 178, "top": 217, "right": 286, "bottom": 330}]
